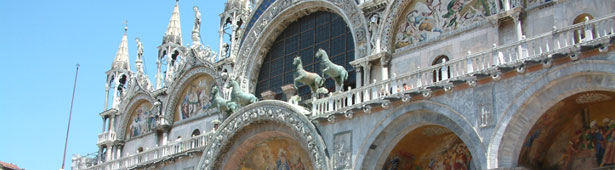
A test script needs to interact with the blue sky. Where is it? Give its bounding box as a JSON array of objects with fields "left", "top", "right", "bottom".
[{"left": 0, "top": 0, "right": 226, "bottom": 169}]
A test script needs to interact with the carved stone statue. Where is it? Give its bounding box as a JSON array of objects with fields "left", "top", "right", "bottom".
[
  {"left": 315, "top": 48, "right": 348, "bottom": 91},
  {"left": 193, "top": 6, "right": 201, "bottom": 33},
  {"left": 369, "top": 13, "right": 380, "bottom": 49},
  {"left": 211, "top": 86, "right": 237, "bottom": 118},
  {"left": 227, "top": 79, "right": 258, "bottom": 107},
  {"left": 292, "top": 56, "right": 325, "bottom": 94},
  {"left": 136, "top": 38, "right": 144, "bottom": 60},
  {"left": 221, "top": 43, "right": 229, "bottom": 58},
  {"left": 191, "top": 6, "right": 203, "bottom": 49}
]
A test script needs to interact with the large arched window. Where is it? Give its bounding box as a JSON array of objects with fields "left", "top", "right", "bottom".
[{"left": 256, "top": 11, "right": 356, "bottom": 100}]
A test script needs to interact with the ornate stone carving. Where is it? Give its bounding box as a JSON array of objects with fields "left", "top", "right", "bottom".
[
  {"left": 197, "top": 101, "right": 329, "bottom": 170},
  {"left": 333, "top": 131, "right": 352, "bottom": 169}
]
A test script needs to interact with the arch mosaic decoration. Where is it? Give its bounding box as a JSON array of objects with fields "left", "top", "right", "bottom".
[
  {"left": 489, "top": 60, "right": 615, "bottom": 169},
  {"left": 126, "top": 101, "right": 155, "bottom": 139},
  {"left": 115, "top": 91, "right": 155, "bottom": 140},
  {"left": 356, "top": 100, "right": 485, "bottom": 170},
  {"left": 378, "top": 0, "right": 492, "bottom": 52},
  {"left": 235, "top": 0, "right": 368, "bottom": 93},
  {"left": 173, "top": 75, "right": 216, "bottom": 121},
  {"left": 197, "top": 100, "right": 329, "bottom": 170},
  {"left": 238, "top": 136, "right": 313, "bottom": 170},
  {"left": 383, "top": 125, "right": 473, "bottom": 170},
  {"left": 518, "top": 91, "right": 615, "bottom": 169},
  {"left": 164, "top": 66, "right": 224, "bottom": 123}
]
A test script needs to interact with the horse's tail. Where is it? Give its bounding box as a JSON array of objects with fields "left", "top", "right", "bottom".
[{"left": 342, "top": 70, "right": 349, "bottom": 82}]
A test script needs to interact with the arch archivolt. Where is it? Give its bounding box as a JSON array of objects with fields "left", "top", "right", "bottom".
[
  {"left": 356, "top": 100, "right": 486, "bottom": 170},
  {"left": 164, "top": 65, "right": 224, "bottom": 123},
  {"left": 116, "top": 92, "right": 154, "bottom": 140},
  {"left": 488, "top": 60, "right": 615, "bottom": 169},
  {"left": 235, "top": 0, "right": 369, "bottom": 93},
  {"left": 197, "top": 100, "right": 329, "bottom": 170}
]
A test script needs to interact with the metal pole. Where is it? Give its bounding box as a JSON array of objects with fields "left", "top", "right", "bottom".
[{"left": 61, "top": 64, "right": 79, "bottom": 170}]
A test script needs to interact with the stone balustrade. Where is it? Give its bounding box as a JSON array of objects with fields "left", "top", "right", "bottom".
[
  {"left": 84, "top": 132, "right": 213, "bottom": 170},
  {"left": 97, "top": 131, "right": 116, "bottom": 145},
  {"left": 312, "top": 12, "right": 615, "bottom": 117}
]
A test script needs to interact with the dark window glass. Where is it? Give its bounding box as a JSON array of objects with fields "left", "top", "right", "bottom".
[{"left": 255, "top": 11, "right": 355, "bottom": 100}]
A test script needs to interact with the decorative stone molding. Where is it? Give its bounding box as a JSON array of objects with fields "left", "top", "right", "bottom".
[
  {"left": 164, "top": 65, "right": 225, "bottom": 123},
  {"left": 197, "top": 100, "right": 330, "bottom": 170},
  {"left": 235, "top": 0, "right": 369, "bottom": 93}
]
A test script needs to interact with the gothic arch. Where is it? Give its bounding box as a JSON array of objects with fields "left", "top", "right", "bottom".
[
  {"left": 488, "top": 60, "right": 615, "bottom": 168},
  {"left": 164, "top": 65, "right": 224, "bottom": 123},
  {"left": 235, "top": 0, "right": 369, "bottom": 93},
  {"left": 197, "top": 100, "right": 330, "bottom": 170},
  {"left": 356, "top": 100, "right": 485, "bottom": 170},
  {"left": 116, "top": 92, "right": 155, "bottom": 140}
]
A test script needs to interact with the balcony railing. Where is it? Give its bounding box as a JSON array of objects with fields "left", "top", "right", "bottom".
[
  {"left": 97, "top": 131, "right": 116, "bottom": 145},
  {"left": 85, "top": 132, "right": 213, "bottom": 170},
  {"left": 312, "top": 12, "right": 615, "bottom": 117}
]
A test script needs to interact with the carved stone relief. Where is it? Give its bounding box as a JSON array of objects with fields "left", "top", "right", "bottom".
[{"left": 333, "top": 131, "right": 352, "bottom": 170}]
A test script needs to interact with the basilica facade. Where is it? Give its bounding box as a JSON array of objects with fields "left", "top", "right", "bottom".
[{"left": 73, "top": 0, "right": 615, "bottom": 169}]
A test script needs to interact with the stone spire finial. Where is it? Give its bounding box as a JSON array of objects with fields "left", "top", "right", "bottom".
[
  {"left": 163, "top": 1, "right": 182, "bottom": 45},
  {"left": 112, "top": 24, "right": 130, "bottom": 71}
]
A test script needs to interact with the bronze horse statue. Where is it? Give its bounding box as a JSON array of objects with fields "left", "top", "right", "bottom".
[
  {"left": 293, "top": 56, "right": 324, "bottom": 93},
  {"left": 315, "top": 48, "right": 348, "bottom": 91}
]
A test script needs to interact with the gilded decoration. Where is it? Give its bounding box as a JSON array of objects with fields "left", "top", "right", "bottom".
[
  {"left": 127, "top": 102, "right": 155, "bottom": 139},
  {"left": 240, "top": 137, "right": 313, "bottom": 170},
  {"left": 383, "top": 125, "right": 472, "bottom": 170},
  {"left": 519, "top": 91, "right": 615, "bottom": 169},
  {"left": 175, "top": 75, "right": 216, "bottom": 121}
]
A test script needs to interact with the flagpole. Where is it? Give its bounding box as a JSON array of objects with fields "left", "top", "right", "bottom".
[{"left": 61, "top": 64, "right": 80, "bottom": 170}]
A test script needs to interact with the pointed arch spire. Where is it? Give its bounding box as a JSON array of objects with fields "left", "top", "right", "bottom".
[
  {"left": 163, "top": 0, "right": 182, "bottom": 45},
  {"left": 112, "top": 23, "right": 130, "bottom": 71}
]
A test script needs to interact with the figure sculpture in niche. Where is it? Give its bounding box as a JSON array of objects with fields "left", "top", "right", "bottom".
[
  {"left": 211, "top": 86, "right": 237, "bottom": 118},
  {"left": 292, "top": 56, "right": 325, "bottom": 95},
  {"left": 227, "top": 79, "right": 258, "bottom": 107},
  {"left": 315, "top": 48, "right": 348, "bottom": 92}
]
